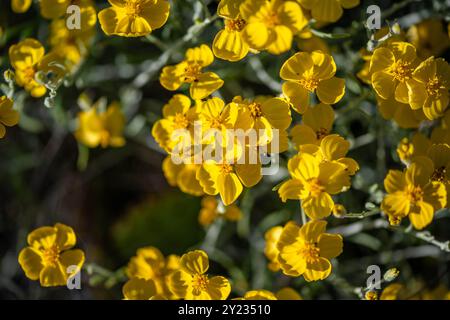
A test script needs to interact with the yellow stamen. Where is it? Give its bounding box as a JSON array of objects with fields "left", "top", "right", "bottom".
[
  {"left": 300, "top": 242, "right": 320, "bottom": 264},
  {"left": 431, "top": 166, "right": 447, "bottom": 183},
  {"left": 248, "top": 102, "right": 262, "bottom": 119},
  {"left": 191, "top": 274, "right": 209, "bottom": 292},
  {"left": 42, "top": 245, "right": 60, "bottom": 266},
  {"left": 426, "top": 76, "right": 442, "bottom": 97},
  {"left": 300, "top": 78, "right": 320, "bottom": 92},
  {"left": 183, "top": 63, "right": 202, "bottom": 83},
  {"left": 307, "top": 178, "right": 325, "bottom": 197},
  {"left": 390, "top": 60, "right": 413, "bottom": 82},
  {"left": 225, "top": 18, "right": 246, "bottom": 32}
]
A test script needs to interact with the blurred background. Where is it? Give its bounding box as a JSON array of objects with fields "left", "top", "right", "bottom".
[{"left": 0, "top": 0, "right": 449, "bottom": 299}]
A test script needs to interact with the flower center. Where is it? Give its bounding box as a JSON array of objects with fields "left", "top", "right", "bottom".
[
  {"left": 426, "top": 76, "right": 442, "bottom": 97},
  {"left": 191, "top": 274, "right": 209, "bottom": 292},
  {"left": 225, "top": 18, "right": 246, "bottom": 32},
  {"left": 300, "top": 242, "right": 320, "bottom": 264},
  {"left": 406, "top": 185, "right": 423, "bottom": 203},
  {"left": 431, "top": 166, "right": 447, "bottom": 183},
  {"left": 299, "top": 78, "right": 319, "bottom": 92},
  {"left": 42, "top": 245, "right": 60, "bottom": 266},
  {"left": 184, "top": 63, "right": 202, "bottom": 83},
  {"left": 390, "top": 60, "right": 413, "bottom": 82},
  {"left": 248, "top": 102, "right": 262, "bottom": 119},
  {"left": 219, "top": 163, "right": 234, "bottom": 174},
  {"left": 125, "top": 0, "right": 143, "bottom": 16},
  {"left": 315, "top": 128, "right": 328, "bottom": 140},
  {"left": 173, "top": 113, "right": 189, "bottom": 129},
  {"left": 23, "top": 67, "right": 36, "bottom": 82},
  {"left": 264, "top": 11, "right": 279, "bottom": 27},
  {"left": 307, "top": 178, "right": 325, "bottom": 197}
]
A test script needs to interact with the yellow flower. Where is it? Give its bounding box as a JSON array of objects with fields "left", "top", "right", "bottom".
[
  {"left": 198, "top": 196, "right": 242, "bottom": 227},
  {"left": 213, "top": 0, "right": 249, "bottom": 61},
  {"left": 299, "top": 134, "right": 360, "bottom": 175},
  {"left": 0, "top": 96, "right": 20, "bottom": 139},
  {"left": 407, "top": 56, "right": 450, "bottom": 120},
  {"left": 407, "top": 19, "right": 450, "bottom": 59},
  {"left": 11, "top": 0, "right": 32, "bottom": 13},
  {"left": 160, "top": 45, "right": 224, "bottom": 100},
  {"left": 233, "top": 96, "right": 291, "bottom": 150},
  {"left": 396, "top": 132, "right": 431, "bottom": 164},
  {"left": 264, "top": 226, "right": 283, "bottom": 272},
  {"left": 39, "top": 0, "right": 96, "bottom": 20},
  {"left": 297, "top": 28, "right": 330, "bottom": 54},
  {"left": 279, "top": 152, "right": 350, "bottom": 219},
  {"left": 18, "top": 223, "right": 85, "bottom": 287},
  {"left": 168, "top": 250, "right": 231, "bottom": 300},
  {"left": 75, "top": 101, "right": 126, "bottom": 148},
  {"left": 240, "top": 0, "right": 307, "bottom": 54},
  {"left": 152, "top": 94, "right": 199, "bottom": 153},
  {"left": 365, "top": 291, "right": 378, "bottom": 300},
  {"left": 377, "top": 94, "right": 426, "bottom": 129},
  {"left": 370, "top": 41, "right": 420, "bottom": 104},
  {"left": 197, "top": 155, "right": 262, "bottom": 206},
  {"left": 297, "top": 0, "right": 360, "bottom": 23},
  {"left": 122, "top": 278, "right": 161, "bottom": 300},
  {"left": 426, "top": 144, "right": 450, "bottom": 207},
  {"left": 290, "top": 104, "right": 335, "bottom": 147},
  {"left": 381, "top": 157, "right": 447, "bottom": 229},
  {"left": 162, "top": 156, "right": 204, "bottom": 196},
  {"left": 125, "top": 246, "right": 180, "bottom": 299},
  {"left": 280, "top": 51, "right": 345, "bottom": 114},
  {"left": 98, "top": 0, "right": 170, "bottom": 37},
  {"left": 276, "top": 220, "right": 343, "bottom": 281},
  {"left": 8, "top": 38, "right": 47, "bottom": 97}
]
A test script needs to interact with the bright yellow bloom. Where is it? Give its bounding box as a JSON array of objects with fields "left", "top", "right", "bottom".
[
  {"left": 18, "top": 223, "right": 85, "bottom": 287},
  {"left": 233, "top": 96, "right": 291, "bottom": 150},
  {"left": 278, "top": 152, "right": 350, "bottom": 219},
  {"left": 0, "top": 96, "right": 20, "bottom": 139},
  {"left": 297, "top": 28, "right": 330, "bottom": 54},
  {"left": 9, "top": 38, "right": 47, "bottom": 97},
  {"left": 160, "top": 45, "right": 224, "bottom": 100},
  {"left": 162, "top": 156, "right": 204, "bottom": 196},
  {"left": 290, "top": 103, "right": 335, "bottom": 148},
  {"left": 381, "top": 157, "right": 447, "bottom": 229},
  {"left": 377, "top": 95, "right": 426, "bottom": 129},
  {"left": 168, "top": 250, "right": 231, "bottom": 300},
  {"left": 152, "top": 94, "right": 199, "bottom": 153},
  {"left": 297, "top": 0, "right": 360, "bottom": 23},
  {"left": 125, "top": 246, "right": 180, "bottom": 299},
  {"left": 299, "top": 134, "right": 360, "bottom": 175},
  {"left": 75, "top": 101, "right": 126, "bottom": 148},
  {"left": 197, "top": 155, "right": 262, "bottom": 206},
  {"left": 280, "top": 51, "right": 345, "bottom": 113},
  {"left": 407, "top": 56, "right": 450, "bottom": 120},
  {"left": 213, "top": 0, "right": 249, "bottom": 61},
  {"left": 11, "top": 0, "right": 32, "bottom": 13},
  {"left": 99, "top": 0, "right": 170, "bottom": 37},
  {"left": 370, "top": 41, "right": 420, "bottom": 104},
  {"left": 122, "top": 278, "right": 161, "bottom": 300},
  {"left": 264, "top": 226, "right": 283, "bottom": 272},
  {"left": 277, "top": 220, "right": 343, "bottom": 281},
  {"left": 198, "top": 196, "right": 242, "bottom": 227},
  {"left": 240, "top": 0, "right": 307, "bottom": 54},
  {"left": 407, "top": 19, "right": 450, "bottom": 59}
]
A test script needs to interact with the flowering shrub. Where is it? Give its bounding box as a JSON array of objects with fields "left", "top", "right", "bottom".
[{"left": 1, "top": 0, "right": 450, "bottom": 300}]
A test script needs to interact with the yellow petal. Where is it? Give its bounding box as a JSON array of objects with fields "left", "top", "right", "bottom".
[
  {"left": 185, "top": 44, "right": 214, "bottom": 67},
  {"left": 123, "top": 278, "right": 157, "bottom": 300},
  {"left": 311, "top": 0, "right": 342, "bottom": 23},
  {"left": 18, "top": 247, "right": 44, "bottom": 280},
  {"left": 205, "top": 276, "right": 231, "bottom": 300},
  {"left": 318, "top": 233, "right": 343, "bottom": 259},
  {"left": 302, "top": 192, "right": 334, "bottom": 219},
  {"left": 267, "top": 25, "right": 293, "bottom": 55},
  {"left": 303, "top": 257, "right": 331, "bottom": 281},
  {"left": 142, "top": 0, "right": 170, "bottom": 30},
  {"left": 213, "top": 29, "right": 249, "bottom": 62},
  {"left": 190, "top": 72, "right": 224, "bottom": 100},
  {"left": 278, "top": 179, "right": 304, "bottom": 202},
  {"left": 409, "top": 202, "right": 434, "bottom": 230},
  {"left": 282, "top": 81, "right": 310, "bottom": 114},
  {"left": 316, "top": 77, "right": 346, "bottom": 104},
  {"left": 217, "top": 172, "right": 243, "bottom": 205},
  {"left": 384, "top": 170, "right": 406, "bottom": 193},
  {"left": 241, "top": 22, "right": 274, "bottom": 50},
  {"left": 371, "top": 71, "right": 396, "bottom": 100},
  {"left": 180, "top": 250, "right": 209, "bottom": 275},
  {"left": 280, "top": 52, "right": 313, "bottom": 81},
  {"left": 54, "top": 223, "right": 77, "bottom": 251},
  {"left": 39, "top": 264, "right": 67, "bottom": 287}
]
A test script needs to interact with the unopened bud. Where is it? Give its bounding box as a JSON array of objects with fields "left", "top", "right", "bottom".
[{"left": 383, "top": 268, "right": 400, "bottom": 282}]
